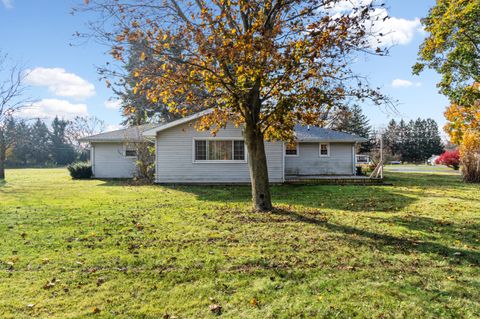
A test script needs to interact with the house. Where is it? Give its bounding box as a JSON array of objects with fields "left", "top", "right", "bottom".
[{"left": 79, "top": 110, "right": 367, "bottom": 183}]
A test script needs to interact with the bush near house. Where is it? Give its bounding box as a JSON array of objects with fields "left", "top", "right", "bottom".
[
  {"left": 435, "top": 149, "right": 460, "bottom": 170},
  {"left": 67, "top": 162, "right": 93, "bottom": 179}
]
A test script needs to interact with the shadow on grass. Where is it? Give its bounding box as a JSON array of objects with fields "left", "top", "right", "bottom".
[
  {"left": 271, "top": 208, "right": 480, "bottom": 266},
  {"left": 154, "top": 183, "right": 417, "bottom": 212},
  {"left": 0, "top": 179, "right": 5, "bottom": 187}
]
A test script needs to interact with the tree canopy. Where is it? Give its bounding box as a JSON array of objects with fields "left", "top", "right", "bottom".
[
  {"left": 81, "top": 0, "right": 390, "bottom": 210},
  {"left": 413, "top": 0, "right": 480, "bottom": 101}
]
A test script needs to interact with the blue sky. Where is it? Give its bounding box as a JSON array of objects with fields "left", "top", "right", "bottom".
[{"left": 0, "top": 0, "right": 449, "bottom": 134}]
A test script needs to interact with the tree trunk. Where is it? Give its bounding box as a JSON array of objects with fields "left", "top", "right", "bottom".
[
  {"left": 0, "top": 130, "right": 5, "bottom": 180},
  {"left": 244, "top": 123, "right": 273, "bottom": 211}
]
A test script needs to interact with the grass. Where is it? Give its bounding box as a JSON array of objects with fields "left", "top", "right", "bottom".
[{"left": 1, "top": 168, "right": 479, "bottom": 318}]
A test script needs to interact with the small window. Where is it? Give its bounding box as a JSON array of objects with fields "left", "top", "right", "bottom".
[
  {"left": 194, "top": 139, "right": 245, "bottom": 162},
  {"left": 319, "top": 143, "right": 329, "bottom": 156},
  {"left": 234, "top": 141, "right": 245, "bottom": 160},
  {"left": 195, "top": 140, "right": 207, "bottom": 160},
  {"left": 285, "top": 142, "right": 298, "bottom": 156},
  {"left": 125, "top": 149, "right": 137, "bottom": 157}
]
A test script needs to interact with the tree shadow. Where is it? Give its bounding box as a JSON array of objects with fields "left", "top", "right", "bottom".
[
  {"left": 370, "top": 215, "right": 480, "bottom": 248},
  {"left": 270, "top": 208, "right": 480, "bottom": 266},
  {"left": 154, "top": 183, "right": 417, "bottom": 213}
]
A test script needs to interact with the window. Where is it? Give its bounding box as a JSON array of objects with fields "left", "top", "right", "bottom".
[
  {"left": 233, "top": 141, "right": 245, "bottom": 160},
  {"left": 125, "top": 144, "right": 137, "bottom": 157},
  {"left": 125, "top": 149, "right": 137, "bottom": 157},
  {"left": 319, "top": 143, "right": 330, "bottom": 156},
  {"left": 195, "top": 140, "right": 207, "bottom": 160},
  {"left": 194, "top": 139, "right": 245, "bottom": 162},
  {"left": 285, "top": 142, "right": 298, "bottom": 156}
]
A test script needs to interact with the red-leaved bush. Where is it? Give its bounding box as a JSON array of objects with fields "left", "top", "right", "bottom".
[{"left": 436, "top": 149, "right": 460, "bottom": 170}]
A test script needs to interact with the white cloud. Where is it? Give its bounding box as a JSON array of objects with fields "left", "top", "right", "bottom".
[
  {"left": 391, "top": 79, "right": 421, "bottom": 88},
  {"left": 325, "top": 2, "right": 423, "bottom": 48},
  {"left": 1, "top": 0, "right": 13, "bottom": 9},
  {"left": 325, "top": 0, "right": 373, "bottom": 13},
  {"left": 371, "top": 9, "right": 422, "bottom": 47},
  {"left": 104, "top": 98, "right": 122, "bottom": 110},
  {"left": 26, "top": 67, "right": 96, "bottom": 100},
  {"left": 18, "top": 99, "right": 88, "bottom": 120}
]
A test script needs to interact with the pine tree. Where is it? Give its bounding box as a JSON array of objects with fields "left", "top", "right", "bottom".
[
  {"left": 424, "top": 119, "right": 444, "bottom": 158},
  {"left": 110, "top": 40, "right": 182, "bottom": 126},
  {"left": 30, "top": 119, "right": 51, "bottom": 165},
  {"left": 51, "top": 117, "right": 77, "bottom": 165},
  {"left": 330, "top": 104, "right": 373, "bottom": 153}
]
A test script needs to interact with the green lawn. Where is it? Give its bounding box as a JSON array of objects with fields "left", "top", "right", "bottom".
[{"left": 1, "top": 168, "right": 479, "bottom": 318}]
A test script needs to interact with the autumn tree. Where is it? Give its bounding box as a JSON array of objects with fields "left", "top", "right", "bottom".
[
  {"left": 413, "top": 0, "right": 479, "bottom": 101},
  {"left": 81, "top": 0, "right": 389, "bottom": 210},
  {"left": 414, "top": 0, "right": 479, "bottom": 182},
  {"left": 0, "top": 53, "right": 30, "bottom": 180}
]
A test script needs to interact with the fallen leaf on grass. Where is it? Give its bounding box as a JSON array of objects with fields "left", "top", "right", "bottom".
[
  {"left": 43, "top": 279, "right": 57, "bottom": 289},
  {"left": 209, "top": 304, "right": 222, "bottom": 315},
  {"left": 92, "top": 307, "right": 101, "bottom": 314}
]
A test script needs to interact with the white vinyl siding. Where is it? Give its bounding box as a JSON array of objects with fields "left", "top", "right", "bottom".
[
  {"left": 285, "top": 142, "right": 354, "bottom": 176},
  {"left": 91, "top": 142, "right": 137, "bottom": 178},
  {"left": 155, "top": 121, "right": 284, "bottom": 183}
]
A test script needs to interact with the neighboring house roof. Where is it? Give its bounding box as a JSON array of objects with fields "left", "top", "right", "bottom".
[
  {"left": 294, "top": 125, "right": 368, "bottom": 143},
  {"left": 78, "top": 124, "right": 160, "bottom": 143}
]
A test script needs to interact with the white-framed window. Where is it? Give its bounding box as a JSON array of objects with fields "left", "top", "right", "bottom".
[
  {"left": 285, "top": 142, "right": 299, "bottom": 156},
  {"left": 319, "top": 143, "right": 330, "bottom": 157},
  {"left": 193, "top": 139, "right": 246, "bottom": 163},
  {"left": 124, "top": 144, "right": 137, "bottom": 158}
]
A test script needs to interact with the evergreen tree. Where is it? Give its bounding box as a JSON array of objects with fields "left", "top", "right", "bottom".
[
  {"left": 108, "top": 40, "right": 181, "bottom": 126},
  {"left": 424, "top": 119, "right": 444, "bottom": 157},
  {"left": 383, "top": 119, "right": 398, "bottom": 156},
  {"left": 5, "top": 118, "right": 31, "bottom": 166},
  {"left": 30, "top": 119, "right": 51, "bottom": 165},
  {"left": 330, "top": 104, "right": 373, "bottom": 153},
  {"left": 51, "top": 117, "right": 77, "bottom": 165}
]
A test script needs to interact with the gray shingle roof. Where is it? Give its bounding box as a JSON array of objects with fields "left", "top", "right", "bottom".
[
  {"left": 78, "top": 124, "right": 160, "bottom": 142},
  {"left": 79, "top": 120, "right": 366, "bottom": 144},
  {"left": 294, "top": 125, "right": 368, "bottom": 142}
]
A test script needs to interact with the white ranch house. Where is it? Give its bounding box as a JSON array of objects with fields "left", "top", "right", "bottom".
[{"left": 80, "top": 110, "right": 367, "bottom": 183}]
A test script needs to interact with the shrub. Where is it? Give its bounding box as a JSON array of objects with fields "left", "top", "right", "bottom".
[
  {"left": 67, "top": 162, "right": 92, "bottom": 179},
  {"left": 435, "top": 149, "right": 460, "bottom": 170},
  {"left": 134, "top": 142, "right": 155, "bottom": 182},
  {"left": 460, "top": 130, "right": 480, "bottom": 183}
]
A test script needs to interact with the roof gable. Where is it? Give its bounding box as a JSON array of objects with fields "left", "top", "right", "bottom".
[{"left": 78, "top": 123, "right": 160, "bottom": 142}]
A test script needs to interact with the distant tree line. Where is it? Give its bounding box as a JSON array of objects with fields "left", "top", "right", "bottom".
[
  {"left": 383, "top": 118, "right": 444, "bottom": 163},
  {"left": 4, "top": 116, "right": 105, "bottom": 168}
]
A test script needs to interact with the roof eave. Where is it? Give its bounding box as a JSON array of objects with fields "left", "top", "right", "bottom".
[
  {"left": 78, "top": 138, "right": 146, "bottom": 143},
  {"left": 297, "top": 138, "right": 367, "bottom": 143}
]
